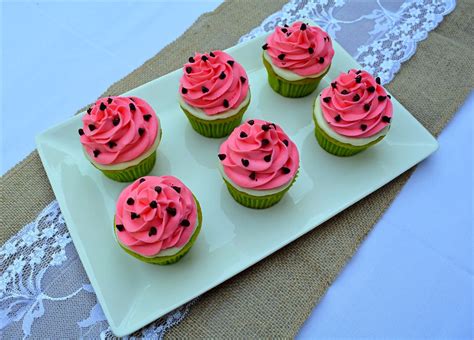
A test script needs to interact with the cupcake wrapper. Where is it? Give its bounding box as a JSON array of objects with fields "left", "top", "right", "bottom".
[
  {"left": 223, "top": 172, "right": 298, "bottom": 209},
  {"left": 263, "top": 54, "right": 330, "bottom": 98},
  {"left": 115, "top": 197, "right": 202, "bottom": 265},
  {"left": 98, "top": 150, "right": 157, "bottom": 182},
  {"left": 181, "top": 100, "right": 249, "bottom": 138},
  {"left": 314, "top": 117, "right": 385, "bottom": 157}
]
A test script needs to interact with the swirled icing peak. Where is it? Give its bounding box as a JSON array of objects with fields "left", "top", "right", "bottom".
[
  {"left": 115, "top": 176, "right": 198, "bottom": 257},
  {"left": 263, "top": 21, "right": 334, "bottom": 76},
  {"left": 79, "top": 96, "right": 159, "bottom": 165},
  {"left": 219, "top": 119, "right": 299, "bottom": 190},
  {"left": 320, "top": 69, "right": 393, "bottom": 138},
  {"left": 179, "top": 50, "right": 249, "bottom": 115}
]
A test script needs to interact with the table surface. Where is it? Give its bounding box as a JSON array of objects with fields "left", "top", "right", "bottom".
[{"left": 2, "top": 2, "right": 472, "bottom": 338}]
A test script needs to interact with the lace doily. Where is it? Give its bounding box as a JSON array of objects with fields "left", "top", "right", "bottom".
[{"left": 0, "top": 0, "right": 455, "bottom": 337}]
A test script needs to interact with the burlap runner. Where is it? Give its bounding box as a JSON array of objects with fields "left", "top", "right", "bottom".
[{"left": 1, "top": 0, "right": 473, "bottom": 337}]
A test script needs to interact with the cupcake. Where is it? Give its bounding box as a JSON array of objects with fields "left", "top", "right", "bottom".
[
  {"left": 218, "top": 119, "right": 299, "bottom": 209},
  {"left": 313, "top": 69, "right": 393, "bottom": 157},
  {"left": 262, "top": 21, "right": 334, "bottom": 98},
  {"left": 178, "top": 50, "right": 250, "bottom": 138},
  {"left": 114, "top": 176, "right": 202, "bottom": 265},
  {"left": 79, "top": 96, "right": 161, "bottom": 182}
]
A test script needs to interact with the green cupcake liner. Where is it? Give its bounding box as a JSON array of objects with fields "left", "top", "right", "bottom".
[
  {"left": 223, "top": 172, "right": 298, "bottom": 209},
  {"left": 97, "top": 150, "right": 157, "bottom": 182},
  {"left": 115, "top": 197, "right": 202, "bottom": 265},
  {"left": 180, "top": 99, "right": 249, "bottom": 138},
  {"left": 262, "top": 54, "right": 330, "bottom": 98},
  {"left": 313, "top": 115, "right": 385, "bottom": 157}
]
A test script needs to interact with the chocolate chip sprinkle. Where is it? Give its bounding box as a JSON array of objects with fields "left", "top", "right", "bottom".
[
  {"left": 240, "top": 76, "right": 246, "bottom": 84},
  {"left": 209, "top": 51, "right": 215, "bottom": 57},
  {"left": 262, "top": 124, "right": 270, "bottom": 131},
  {"left": 278, "top": 54, "right": 285, "bottom": 60},
  {"left": 149, "top": 200, "right": 157, "bottom": 209},
  {"left": 148, "top": 227, "right": 157, "bottom": 237},
  {"left": 378, "top": 95, "right": 386, "bottom": 101},
  {"left": 188, "top": 56, "right": 195, "bottom": 63},
  {"left": 138, "top": 128, "right": 145, "bottom": 136},
  {"left": 202, "top": 86, "right": 209, "bottom": 93},
  {"left": 78, "top": 128, "right": 84, "bottom": 136},
  {"left": 223, "top": 99, "right": 229, "bottom": 108},
  {"left": 323, "top": 97, "right": 331, "bottom": 103},
  {"left": 356, "top": 70, "right": 362, "bottom": 74},
  {"left": 283, "top": 139, "right": 289, "bottom": 147},
  {"left": 166, "top": 207, "right": 176, "bottom": 216},
  {"left": 116, "top": 224, "right": 124, "bottom": 232},
  {"left": 364, "top": 103, "right": 371, "bottom": 111},
  {"left": 262, "top": 43, "right": 268, "bottom": 50},
  {"left": 282, "top": 28, "right": 288, "bottom": 33},
  {"left": 143, "top": 114, "right": 152, "bottom": 121},
  {"left": 186, "top": 66, "right": 192, "bottom": 74},
  {"left": 201, "top": 55, "right": 208, "bottom": 62},
  {"left": 264, "top": 154, "right": 272, "bottom": 162},
  {"left": 107, "top": 97, "right": 113, "bottom": 104},
  {"left": 376, "top": 77, "right": 381, "bottom": 84},
  {"left": 248, "top": 120, "right": 254, "bottom": 125},
  {"left": 353, "top": 94, "right": 360, "bottom": 102},
  {"left": 181, "top": 87, "right": 188, "bottom": 94},
  {"left": 360, "top": 124, "right": 367, "bottom": 131},
  {"left": 180, "top": 219, "right": 190, "bottom": 227},
  {"left": 88, "top": 124, "right": 96, "bottom": 131},
  {"left": 281, "top": 167, "right": 291, "bottom": 174},
  {"left": 129, "top": 103, "right": 136, "bottom": 111},
  {"left": 262, "top": 138, "right": 270, "bottom": 146},
  {"left": 341, "top": 90, "right": 349, "bottom": 95},
  {"left": 219, "top": 71, "right": 226, "bottom": 79},
  {"left": 241, "top": 159, "right": 249, "bottom": 167},
  {"left": 100, "top": 103, "right": 107, "bottom": 111},
  {"left": 249, "top": 171, "right": 257, "bottom": 181},
  {"left": 300, "top": 23, "right": 307, "bottom": 30},
  {"left": 131, "top": 212, "right": 139, "bottom": 219},
  {"left": 367, "top": 86, "right": 375, "bottom": 93},
  {"left": 382, "top": 116, "right": 391, "bottom": 123},
  {"left": 93, "top": 149, "right": 100, "bottom": 157},
  {"left": 387, "top": 94, "right": 392, "bottom": 99},
  {"left": 171, "top": 186, "right": 181, "bottom": 193},
  {"left": 227, "top": 60, "right": 234, "bottom": 66},
  {"left": 331, "top": 82, "right": 337, "bottom": 89},
  {"left": 127, "top": 197, "right": 134, "bottom": 205},
  {"left": 308, "top": 47, "right": 314, "bottom": 54},
  {"left": 355, "top": 75, "right": 362, "bottom": 83},
  {"left": 335, "top": 115, "right": 342, "bottom": 122},
  {"left": 87, "top": 108, "right": 92, "bottom": 114},
  {"left": 154, "top": 186, "right": 162, "bottom": 194},
  {"left": 240, "top": 131, "right": 248, "bottom": 138},
  {"left": 218, "top": 153, "right": 226, "bottom": 161},
  {"left": 108, "top": 141, "right": 117, "bottom": 148},
  {"left": 139, "top": 178, "right": 146, "bottom": 183},
  {"left": 319, "top": 57, "right": 325, "bottom": 64},
  {"left": 113, "top": 117, "right": 120, "bottom": 126}
]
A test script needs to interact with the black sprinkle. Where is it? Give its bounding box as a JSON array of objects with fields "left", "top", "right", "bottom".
[
  {"left": 227, "top": 60, "right": 234, "bottom": 66},
  {"left": 223, "top": 99, "right": 229, "bottom": 108},
  {"left": 378, "top": 95, "right": 386, "bottom": 101},
  {"left": 148, "top": 227, "right": 157, "bottom": 237},
  {"left": 281, "top": 167, "right": 291, "bottom": 174},
  {"left": 113, "top": 117, "right": 120, "bottom": 126},
  {"left": 361, "top": 124, "right": 367, "bottom": 131},
  {"left": 202, "top": 55, "right": 208, "bottom": 62},
  {"left": 382, "top": 116, "right": 391, "bottom": 123},
  {"left": 278, "top": 54, "right": 285, "bottom": 60},
  {"left": 188, "top": 56, "right": 195, "bottom": 63},
  {"left": 129, "top": 103, "right": 136, "bottom": 111},
  {"left": 129, "top": 97, "right": 135, "bottom": 102},
  {"left": 262, "top": 43, "right": 268, "bottom": 50},
  {"left": 181, "top": 87, "right": 188, "bottom": 94},
  {"left": 264, "top": 154, "right": 272, "bottom": 162},
  {"left": 116, "top": 224, "right": 124, "bottom": 232},
  {"left": 387, "top": 94, "right": 392, "bottom": 99},
  {"left": 308, "top": 47, "right": 314, "bottom": 54},
  {"left": 249, "top": 171, "right": 257, "bottom": 181},
  {"left": 139, "top": 178, "right": 146, "bottom": 183},
  {"left": 364, "top": 103, "right": 371, "bottom": 111},
  {"left": 335, "top": 115, "right": 342, "bottom": 122},
  {"left": 341, "top": 90, "right": 349, "bottom": 95},
  {"left": 356, "top": 70, "right": 362, "bottom": 74},
  {"left": 154, "top": 186, "right": 162, "bottom": 194},
  {"left": 240, "top": 76, "right": 246, "bottom": 84},
  {"left": 87, "top": 108, "right": 92, "bottom": 114},
  {"left": 261, "top": 138, "right": 269, "bottom": 146},
  {"left": 107, "top": 97, "right": 113, "bottom": 104},
  {"left": 367, "top": 86, "right": 375, "bottom": 93},
  {"left": 284, "top": 24, "right": 289, "bottom": 27},
  {"left": 376, "top": 77, "right": 381, "bottom": 84},
  {"left": 180, "top": 219, "right": 190, "bottom": 227},
  {"left": 355, "top": 75, "right": 362, "bottom": 83},
  {"left": 262, "top": 124, "right": 270, "bottom": 131},
  {"left": 282, "top": 28, "right": 288, "bottom": 33},
  {"left": 319, "top": 57, "right": 325, "bottom": 64},
  {"left": 143, "top": 114, "right": 152, "bottom": 121},
  {"left": 166, "top": 207, "right": 176, "bottom": 216},
  {"left": 138, "top": 128, "right": 145, "bottom": 136},
  {"left": 331, "top": 82, "right": 337, "bottom": 89},
  {"left": 209, "top": 51, "right": 215, "bottom": 57},
  {"left": 240, "top": 131, "right": 248, "bottom": 138},
  {"left": 171, "top": 186, "right": 181, "bottom": 193},
  {"left": 241, "top": 159, "right": 249, "bottom": 167},
  {"left": 202, "top": 86, "right": 209, "bottom": 93},
  {"left": 78, "top": 128, "right": 84, "bottom": 136},
  {"left": 283, "top": 139, "right": 289, "bottom": 147},
  {"left": 100, "top": 103, "right": 107, "bottom": 111},
  {"left": 186, "top": 66, "right": 192, "bottom": 74},
  {"left": 248, "top": 120, "right": 254, "bottom": 125},
  {"left": 219, "top": 71, "right": 226, "bottom": 79},
  {"left": 218, "top": 153, "right": 226, "bottom": 161},
  {"left": 88, "top": 124, "right": 96, "bottom": 131},
  {"left": 300, "top": 23, "right": 307, "bottom": 30},
  {"left": 149, "top": 200, "right": 158, "bottom": 209},
  {"left": 131, "top": 212, "right": 139, "bottom": 220},
  {"left": 323, "top": 97, "right": 331, "bottom": 103},
  {"left": 108, "top": 141, "right": 117, "bottom": 148},
  {"left": 93, "top": 149, "right": 100, "bottom": 157},
  {"left": 127, "top": 197, "right": 134, "bottom": 205},
  {"left": 353, "top": 94, "right": 361, "bottom": 102}
]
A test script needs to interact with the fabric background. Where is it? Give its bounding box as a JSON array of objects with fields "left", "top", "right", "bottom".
[{"left": 1, "top": 0, "right": 473, "bottom": 337}]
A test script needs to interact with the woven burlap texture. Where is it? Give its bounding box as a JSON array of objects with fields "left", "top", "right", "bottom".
[{"left": 1, "top": 0, "right": 473, "bottom": 338}]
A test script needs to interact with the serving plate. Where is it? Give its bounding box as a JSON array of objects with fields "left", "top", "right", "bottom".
[{"left": 36, "top": 33, "right": 438, "bottom": 336}]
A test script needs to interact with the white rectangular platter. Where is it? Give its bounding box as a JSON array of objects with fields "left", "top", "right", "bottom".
[{"left": 36, "top": 33, "right": 438, "bottom": 336}]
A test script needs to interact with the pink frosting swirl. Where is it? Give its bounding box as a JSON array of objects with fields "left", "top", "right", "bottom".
[
  {"left": 115, "top": 176, "right": 198, "bottom": 257},
  {"left": 264, "top": 21, "right": 334, "bottom": 76},
  {"left": 79, "top": 96, "right": 159, "bottom": 165},
  {"left": 320, "top": 69, "right": 393, "bottom": 138},
  {"left": 219, "top": 119, "right": 299, "bottom": 190},
  {"left": 179, "top": 50, "right": 249, "bottom": 115}
]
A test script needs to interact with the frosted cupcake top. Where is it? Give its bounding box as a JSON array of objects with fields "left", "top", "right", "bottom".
[
  {"left": 115, "top": 176, "right": 198, "bottom": 257},
  {"left": 263, "top": 21, "right": 334, "bottom": 77},
  {"left": 219, "top": 119, "right": 299, "bottom": 190},
  {"left": 179, "top": 51, "right": 249, "bottom": 116},
  {"left": 79, "top": 96, "right": 159, "bottom": 165},
  {"left": 320, "top": 69, "right": 393, "bottom": 138}
]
